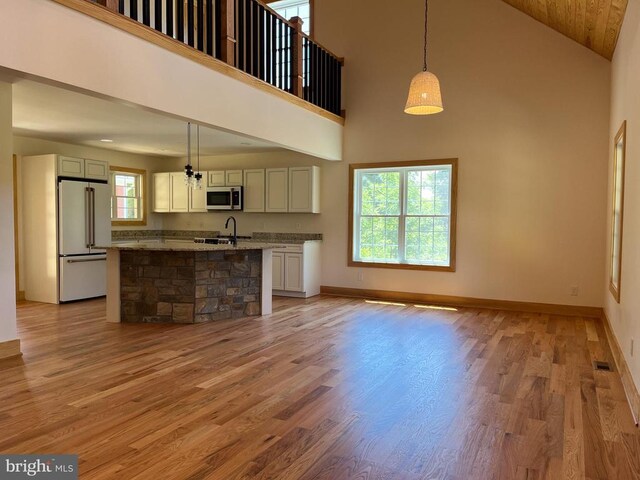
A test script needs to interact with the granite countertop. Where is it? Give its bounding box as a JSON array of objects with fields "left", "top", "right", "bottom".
[
  {"left": 112, "top": 230, "right": 220, "bottom": 241},
  {"left": 112, "top": 230, "right": 323, "bottom": 245},
  {"left": 99, "top": 241, "right": 276, "bottom": 252}
]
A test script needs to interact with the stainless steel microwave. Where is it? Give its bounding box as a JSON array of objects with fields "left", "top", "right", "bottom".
[{"left": 206, "top": 186, "right": 243, "bottom": 211}]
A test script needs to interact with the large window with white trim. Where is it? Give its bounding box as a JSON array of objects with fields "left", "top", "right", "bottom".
[{"left": 350, "top": 160, "right": 457, "bottom": 271}]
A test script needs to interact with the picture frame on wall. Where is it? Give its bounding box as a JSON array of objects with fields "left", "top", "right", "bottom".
[{"left": 609, "top": 120, "right": 627, "bottom": 303}]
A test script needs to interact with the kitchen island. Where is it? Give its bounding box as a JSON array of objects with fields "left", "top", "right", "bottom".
[{"left": 101, "top": 242, "right": 274, "bottom": 323}]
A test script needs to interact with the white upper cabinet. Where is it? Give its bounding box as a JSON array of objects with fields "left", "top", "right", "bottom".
[
  {"left": 85, "top": 159, "right": 109, "bottom": 181},
  {"left": 243, "top": 169, "right": 265, "bottom": 213},
  {"left": 153, "top": 173, "right": 171, "bottom": 213},
  {"left": 225, "top": 170, "right": 243, "bottom": 186},
  {"left": 208, "top": 171, "right": 226, "bottom": 187},
  {"left": 208, "top": 170, "right": 243, "bottom": 187},
  {"left": 154, "top": 172, "right": 208, "bottom": 213},
  {"left": 57, "top": 156, "right": 109, "bottom": 181},
  {"left": 266, "top": 168, "right": 288, "bottom": 213},
  {"left": 189, "top": 182, "right": 208, "bottom": 213},
  {"left": 169, "top": 173, "right": 189, "bottom": 212},
  {"left": 58, "top": 156, "right": 84, "bottom": 178},
  {"left": 289, "top": 166, "right": 320, "bottom": 213}
]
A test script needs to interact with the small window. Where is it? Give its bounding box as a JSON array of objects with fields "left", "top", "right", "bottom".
[
  {"left": 349, "top": 159, "right": 457, "bottom": 271},
  {"left": 609, "top": 121, "right": 626, "bottom": 302},
  {"left": 270, "top": 0, "right": 312, "bottom": 35},
  {"left": 111, "top": 167, "right": 146, "bottom": 226}
]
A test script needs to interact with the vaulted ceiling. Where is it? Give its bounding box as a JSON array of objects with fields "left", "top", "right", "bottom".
[{"left": 502, "top": 0, "right": 628, "bottom": 60}]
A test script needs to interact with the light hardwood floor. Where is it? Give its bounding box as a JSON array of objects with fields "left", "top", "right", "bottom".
[{"left": 2, "top": 296, "right": 640, "bottom": 479}]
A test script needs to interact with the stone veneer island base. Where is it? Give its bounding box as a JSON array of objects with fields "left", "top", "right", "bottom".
[{"left": 102, "top": 243, "right": 273, "bottom": 323}]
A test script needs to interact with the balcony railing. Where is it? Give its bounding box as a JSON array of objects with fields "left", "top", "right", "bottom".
[{"left": 97, "top": 0, "right": 342, "bottom": 117}]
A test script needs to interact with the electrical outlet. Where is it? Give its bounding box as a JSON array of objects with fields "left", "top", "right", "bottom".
[
  {"left": 632, "top": 338, "right": 635, "bottom": 357},
  {"left": 260, "top": 222, "right": 266, "bottom": 230},
  {"left": 357, "top": 272, "right": 364, "bottom": 282},
  {"left": 295, "top": 222, "right": 302, "bottom": 230},
  {"left": 570, "top": 285, "right": 579, "bottom": 296}
]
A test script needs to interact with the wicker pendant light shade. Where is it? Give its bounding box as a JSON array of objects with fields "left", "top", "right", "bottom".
[
  {"left": 405, "top": 0, "right": 443, "bottom": 115},
  {"left": 405, "top": 71, "right": 443, "bottom": 115}
]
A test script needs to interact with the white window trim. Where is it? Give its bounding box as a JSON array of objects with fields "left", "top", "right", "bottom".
[{"left": 110, "top": 168, "right": 146, "bottom": 225}]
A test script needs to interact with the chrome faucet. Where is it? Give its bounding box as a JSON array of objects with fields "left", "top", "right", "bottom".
[{"left": 225, "top": 216, "right": 237, "bottom": 246}]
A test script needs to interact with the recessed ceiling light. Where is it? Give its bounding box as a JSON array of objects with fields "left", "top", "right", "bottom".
[{"left": 100, "top": 139, "right": 114, "bottom": 143}]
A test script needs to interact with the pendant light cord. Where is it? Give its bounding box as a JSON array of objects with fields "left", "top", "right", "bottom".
[{"left": 423, "top": 0, "right": 429, "bottom": 71}]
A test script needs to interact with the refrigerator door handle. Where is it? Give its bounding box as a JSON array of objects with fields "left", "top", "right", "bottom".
[
  {"left": 85, "top": 187, "right": 91, "bottom": 248},
  {"left": 66, "top": 257, "right": 106, "bottom": 264},
  {"left": 90, "top": 187, "right": 96, "bottom": 247}
]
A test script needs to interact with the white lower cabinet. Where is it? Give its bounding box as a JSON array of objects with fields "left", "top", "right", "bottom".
[
  {"left": 271, "top": 243, "right": 321, "bottom": 298},
  {"left": 284, "top": 253, "right": 303, "bottom": 291},
  {"left": 272, "top": 252, "right": 285, "bottom": 290}
]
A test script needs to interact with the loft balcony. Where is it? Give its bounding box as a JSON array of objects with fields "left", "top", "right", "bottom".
[{"left": 0, "top": 0, "right": 344, "bottom": 160}]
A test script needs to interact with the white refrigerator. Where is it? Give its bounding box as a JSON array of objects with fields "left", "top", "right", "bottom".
[{"left": 58, "top": 179, "right": 111, "bottom": 302}]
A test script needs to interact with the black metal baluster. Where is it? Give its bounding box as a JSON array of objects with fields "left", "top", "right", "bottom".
[
  {"left": 288, "top": 25, "right": 292, "bottom": 92},
  {"left": 206, "top": 0, "right": 213, "bottom": 56},
  {"left": 166, "top": 0, "right": 174, "bottom": 37},
  {"left": 265, "top": 12, "right": 271, "bottom": 84},
  {"left": 129, "top": 0, "right": 138, "bottom": 21},
  {"left": 177, "top": 0, "right": 184, "bottom": 41},
  {"left": 142, "top": 0, "right": 150, "bottom": 26},
  {"left": 197, "top": 0, "right": 204, "bottom": 51},
  {"left": 337, "top": 61, "right": 342, "bottom": 115},
  {"left": 154, "top": 0, "right": 162, "bottom": 32},
  {"left": 314, "top": 44, "right": 320, "bottom": 106},
  {"left": 244, "top": 0, "right": 250, "bottom": 74},
  {"left": 118, "top": 0, "right": 125, "bottom": 14},
  {"left": 252, "top": 2, "right": 259, "bottom": 77},
  {"left": 279, "top": 21, "right": 284, "bottom": 90},
  {"left": 258, "top": 6, "right": 264, "bottom": 81},
  {"left": 335, "top": 57, "right": 341, "bottom": 114},
  {"left": 322, "top": 50, "right": 327, "bottom": 110},
  {"left": 328, "top": 54, "right": 333, "bottom": 113},
  {"left": 187, "top": 0, "right": 195, "bottom": 47},
  {"left": 317, "top": 48, "right": 323, "bottom": 108},
  {"left": 272, "top": 15, "right": 277, "bottom": 86},
  {"left": 238, "top": 0, "right": 244, "bottom": 69}
]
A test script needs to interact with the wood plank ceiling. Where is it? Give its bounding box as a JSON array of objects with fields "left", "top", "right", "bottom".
[{"left": 502, "top": 0, "right": 628, "bottom": 60}]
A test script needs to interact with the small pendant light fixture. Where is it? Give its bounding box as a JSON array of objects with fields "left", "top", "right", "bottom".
[
  {"left": 194, "top": 125, "right": 203, "bottom": 190},
  {"left": 404, "top": 0, "right": 443, "bottom": 115},
  {"left": 184, "top": 122, "right": 195, "bottom": 186}
]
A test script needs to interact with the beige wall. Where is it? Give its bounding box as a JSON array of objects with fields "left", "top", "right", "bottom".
[
  {"left": 310, "top": 0, "right": 611, "bottom": 306},
  {"left": 605, "top": 0, "right": 640, "bottom": 389},
  {"left": 13, "top": 135, "right": 173, "bottom": 291}
]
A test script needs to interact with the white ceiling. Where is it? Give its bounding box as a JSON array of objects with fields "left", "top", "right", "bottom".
[{"left": 12, "top": 79, "right": 281, "bottom": 157}]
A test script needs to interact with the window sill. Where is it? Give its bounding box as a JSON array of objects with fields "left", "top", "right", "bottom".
[
  {"left": 112, "top": 220, "right": 147, "bottom": 227},
  {"left": 349, "top": 260, "right": 456, "bottom": 272}
]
